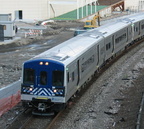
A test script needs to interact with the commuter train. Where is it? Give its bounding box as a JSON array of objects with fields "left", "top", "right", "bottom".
[{"left": 21, "top": 12, "right": 144, "bottom": 115}]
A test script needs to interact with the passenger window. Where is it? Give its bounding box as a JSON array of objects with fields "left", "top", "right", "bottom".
[
  {"left": 67, "top": 72, "right": 69, "bottom": 83},
  {"left": 136, "top": 27, "right": 138, "bottom": 32},
  {"left": 3, "top": 25, "right": 6, "bottom": 30},
  {"left": 40, "top": 71, "right": 47, "bottom": 85},
  {"left": 141, "top": 24, "right": 144, "bottom": 29},
  {"left": 24, "top": 68, "right": 35, "bottom": 84},
  {"left": 106, "top": 42, "right": 111, "bottom": 50},
  {"left": 72, "top": 72, "right": 74, "bottom": 81},
  {"left": 52, "top": 70, "right": 64, "bottom": 86}
]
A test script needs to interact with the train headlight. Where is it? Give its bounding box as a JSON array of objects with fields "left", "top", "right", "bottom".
[
  {"left": 29, "top": 88, "right": 33, "bottom": 91},
  {"left": 40, "top": 62, "right": 43, "bottom": 65},
  {"left": 53, "top": 89, "right": 63, "bottom": 93},
  {"left": 45, "top": 62, "right": 49, "bottom": 65},
  {"left": 29, "top": 85, "right": 34, "bottom": 91},
  {"left": 39, "top": 62, "right": 49, "bottom": 65},
  {"left": 21, "top": 84, "right": 34, "bottom": 94},
  {"left": 53, "top": 89, "right": 57, "bottom": 93},
  {"left": 52, "top": 88, "right": 64, "bottom": 96}
]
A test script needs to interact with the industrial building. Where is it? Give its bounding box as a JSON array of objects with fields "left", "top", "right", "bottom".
[
  {"left": 125, "top": 0, "right": 144, "bottom": 12},
  {"left": 0, "top": 0, "right": 98, "bottom": 20},
  {"left": 0, "top": 14, "right": 16, "bottom": 40},
  {"left": 0, "top": 0, "right": 143, "bottom": 21}
]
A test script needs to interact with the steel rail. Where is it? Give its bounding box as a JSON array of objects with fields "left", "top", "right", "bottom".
[
  {"left": 45, "top": 110, "right": 64, "bottom": 129},
  {"left": 136, "top": 92, "right": 144, "bottom": 129}
]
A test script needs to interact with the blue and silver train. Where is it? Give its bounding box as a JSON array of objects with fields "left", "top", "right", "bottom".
[{"left": 21, "top": 12, "right": 144, "bottom": 115}]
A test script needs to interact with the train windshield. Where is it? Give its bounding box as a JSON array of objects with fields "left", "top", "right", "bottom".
[
  {"left": 52, "top": 70, "right": 64, "bottom": 86},
  {"left": 23, "top": 68, "right": 35, "bottom": 84}
]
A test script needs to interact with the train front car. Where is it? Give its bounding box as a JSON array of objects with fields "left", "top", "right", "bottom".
[{"left": 21, "top": 59, "right": 65, "bottom": 115}]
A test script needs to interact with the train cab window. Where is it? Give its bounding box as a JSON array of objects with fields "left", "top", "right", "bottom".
[
  {"left": 52, "top": 70, "right": 64, "bottom": 86},
  {"left": 24, "top": 68, "right": 35, "bottom": 84},
  {"left": 40, "top": 71, "right": 47, "bottom": 85}
]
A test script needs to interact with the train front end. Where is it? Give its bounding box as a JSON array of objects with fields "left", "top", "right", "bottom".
[{"left": 21, "top": 59, "right": 66, "bottom": 115}]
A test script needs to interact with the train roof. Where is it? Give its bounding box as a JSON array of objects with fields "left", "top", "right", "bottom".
[
  {"left": 123, "top": 12, "right": 144, "bottom": 23},
  {"left": 27, "top": 12, "right": 144, "bottom": 66},
  {"left": 31, "top": 18, "right": 129, "bottom": 65},
  {"left": 81, "top": 19, "right": 131, "bottom": 37},
  {"left": 33, "top": 33, "right": 103, "bottom": 65},
  {"left": 106, "top": 20, "right": 130, "bottom": 32}
]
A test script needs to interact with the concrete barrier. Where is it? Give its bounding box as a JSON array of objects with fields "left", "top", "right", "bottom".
[{"left": 0, "top": 80, "right": 21, "bottom": 116}]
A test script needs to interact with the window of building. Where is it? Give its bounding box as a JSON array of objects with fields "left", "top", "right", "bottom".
[{"left": 19, "top": 10, "right": 23, "bottom": 19}]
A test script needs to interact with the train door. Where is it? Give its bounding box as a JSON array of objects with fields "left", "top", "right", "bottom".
[
  {"left": 138, "top": 22, "right": 141, "bottom": 36},
  {"left": 36, "top": 69, "right": 50, "bottom": 97},
  {"left": 104, "top": 36, "right": 113, "bottom": 60},
  {"left": 97, "top": 45, "right": 100, "bottom": 66},
  {"left": 37, "top": 70, "right": 48, "bottom": 87},
  {"left": 126, "top": 28, "right": 128, "bottom": 42},
  {"left": 112, "top": 35, "right": 115, "bottom": 54},
  {"left": 77, "top": 60, "right": 80, "bottom": 85},
  {"left": 134, "top": 22, "right": 139, "bottom": 39},
  {"left": 127, "top": 25, "right": 133, "bottom": 44},
  {"left": 97, "top": 40, "right": 105, "bottom": 67},
  {"left": 131, "top": 23, "right": 135, "bottom": 40},
  {"left": 140, "top": 20, "right": 144, "bottom": 36}
]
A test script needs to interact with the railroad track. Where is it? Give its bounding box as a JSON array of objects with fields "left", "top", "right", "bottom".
[
  {"left": 6, "top": 108, "right": 32, "bottom": 129},
  {"left": 6, "top": 108, "right": 64, "bottom": 129},
  {"left": 19, "top": 115, "right": 53, "bottom": 129}
]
